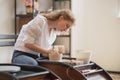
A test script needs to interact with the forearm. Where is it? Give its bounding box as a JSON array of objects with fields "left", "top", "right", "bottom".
[{"left": 25, "top": 43, "right": 49, "bottom": 54}]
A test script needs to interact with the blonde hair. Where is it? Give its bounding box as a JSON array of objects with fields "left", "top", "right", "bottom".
[{"left": 42, "top": 9, "right": 75, "bottom": 24}]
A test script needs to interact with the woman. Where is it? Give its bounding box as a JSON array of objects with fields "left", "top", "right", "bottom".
[{"left": 12, "top": 9, "right": 75, "bottom": 65}]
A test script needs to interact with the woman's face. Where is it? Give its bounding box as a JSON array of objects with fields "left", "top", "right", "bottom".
[{"left": 56, "top": 17, "right": 73, "bottom": 32}]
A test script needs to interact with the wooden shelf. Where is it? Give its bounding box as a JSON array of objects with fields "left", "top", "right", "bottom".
[
  {"left": 16, "top": 14, "right": 33, "bottom": 18},
  {"left": 16, "top": 15, "right": 33, "bottom": 34},
  {"left": 57, "top": 35, "right": 70, "bottom": 37}
]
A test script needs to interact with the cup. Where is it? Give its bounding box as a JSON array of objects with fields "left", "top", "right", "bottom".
[{"left": 76, "top": 50, "right": 91, "bottom": 64}]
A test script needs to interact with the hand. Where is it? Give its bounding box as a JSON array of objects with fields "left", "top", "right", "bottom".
[
  {"left": 47, "top": 49, "right": 56, "bottom": 54},
  {"left": 58, "top": 47, "right": 64, "bottom": 54}
]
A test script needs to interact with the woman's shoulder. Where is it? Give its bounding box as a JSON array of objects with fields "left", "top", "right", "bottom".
[
  {"left": 36, "top": 14, "right": 47, "bottom": 21},
  {"left": 33, "top": 14, "right": 47, "bottom": 25},
  {"left": 25, "top": 14, "right": 46, "bottom": 26}
]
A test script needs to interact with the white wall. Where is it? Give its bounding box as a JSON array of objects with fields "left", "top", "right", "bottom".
[
  {"left": 0, "top": 0, "right": 15, "bottom": 63},
  {"left": 71, "top": 0, "right": 120, "bottom": 71}
]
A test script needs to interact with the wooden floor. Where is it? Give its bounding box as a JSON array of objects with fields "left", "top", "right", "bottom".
[{"left": 109, "top": 73, "right": 120, "bottom": 80}]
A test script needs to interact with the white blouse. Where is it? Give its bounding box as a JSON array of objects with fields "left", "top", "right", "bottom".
[{"left": 14, "top": 15, "right": 57, "bottom": 54}]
